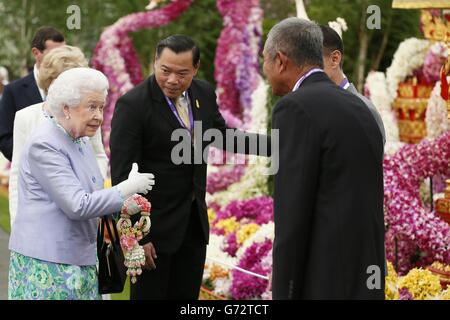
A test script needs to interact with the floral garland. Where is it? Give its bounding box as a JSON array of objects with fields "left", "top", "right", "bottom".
[
  {"left": 117, "top": 194, "right": 152, "bottom": 283},
  {"left": 425, "top": 79, "right": 449, "bottom": 140},
  {"left": 385, "top": 38, "right": 430, "bottom": 100},
  {"left": 364, "top": 71, "right": 403, "bottom": 155},
  {"left": 91, "top": 0, "right": 193, "bottom": 157},
  {"left": 384, "top": 131, "right": 450, "bottom": 274}
]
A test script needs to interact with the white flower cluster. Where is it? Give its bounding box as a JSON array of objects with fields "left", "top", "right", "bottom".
[
  {"left": 386, "top": 38, "right": 430, "bottom": 100},
  {"left": 425, "top": 79, "right": 449, "bottom": 140},
  {"left": 328, "top": 17, "right": 348, "bottom": 39},
  {"left": 364, "top": 71, "right": 404, "bottom": 155}
]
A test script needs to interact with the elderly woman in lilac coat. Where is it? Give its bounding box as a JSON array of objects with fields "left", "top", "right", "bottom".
[{"left": 8, "top": 67, "right": 155, "bottom": 300}]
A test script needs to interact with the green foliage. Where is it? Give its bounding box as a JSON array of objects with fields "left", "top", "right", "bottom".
[
  {"left": 306, "top": 0, "right": 421, "bottom": 81},
  {"left": 0, "top": 0, "right": 222, "bottom": 84},
  {"left": 0, "top": 192, "right": 9, "bottom": 234}
]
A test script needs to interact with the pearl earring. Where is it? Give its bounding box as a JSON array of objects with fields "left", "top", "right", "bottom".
[{"left": 66, "top": 115, "right": 70, "bottom": 120}]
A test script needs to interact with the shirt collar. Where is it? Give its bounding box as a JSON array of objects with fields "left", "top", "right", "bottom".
[
  {"left": 292, "top": 68, "right": 324, "bottom": 92},
  {"left": 34, "top": 64, "right": 46, "bottom": 101}
]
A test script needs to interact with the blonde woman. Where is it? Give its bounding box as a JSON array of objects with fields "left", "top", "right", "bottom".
[{"left": 9, "top": 46, "right": 108, "bottom": 227}]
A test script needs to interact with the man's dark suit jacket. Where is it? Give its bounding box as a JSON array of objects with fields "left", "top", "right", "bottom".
[
  {"left": 110, "top": 75, "right": 269, "bottom": 254},
  {"left": 0, "top": 71, "right": 43, "bottom": 160},
  {"left": 272, "top": 72, "right": 385, "bottom": 299}
]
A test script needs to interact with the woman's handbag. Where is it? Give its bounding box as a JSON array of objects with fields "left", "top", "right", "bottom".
[{"left": 97, "top": 215, "right": 127, "bottom": 294}]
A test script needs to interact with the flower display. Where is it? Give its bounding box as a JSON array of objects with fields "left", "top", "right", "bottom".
[
  {"left": 211, "top": 196, "right": 273, "bottom": 234},
  {"left": 384, "top": 131, "right": 450, "bottom": 273},
  {"left": 92, "top": 0, "right": 193, "bottom": 157},
  {"left": 230, "top": 239, "right": 272, "bottom": 300},
  {"left": 385, "top": 261, "right": 449, "bottom": 300},
  {"left": 398, "top": 268, "right": 442, "bottom": 300}
]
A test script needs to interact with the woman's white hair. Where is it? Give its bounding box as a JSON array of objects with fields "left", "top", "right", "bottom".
[{"left": 46, "top": 67, "right": 109, "bottom": 117}]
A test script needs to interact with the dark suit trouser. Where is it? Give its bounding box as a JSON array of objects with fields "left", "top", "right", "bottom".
[{"left": 130, "top": 201, "right": 207, "bottom": 300}]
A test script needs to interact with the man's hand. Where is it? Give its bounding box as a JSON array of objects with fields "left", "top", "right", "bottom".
[{"left": 143, "top": 242, "right": 157, "bottom": 270}]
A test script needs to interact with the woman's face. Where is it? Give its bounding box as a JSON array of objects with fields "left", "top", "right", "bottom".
[{"left": 64, "top": 91, "right": 105, "bottom": 138}]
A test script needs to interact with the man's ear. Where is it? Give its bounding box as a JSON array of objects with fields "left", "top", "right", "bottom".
[
  {"left": 193, "top": 60, "right": 200, "bottom": 77},
  {"left": 331, "top": 50, "right": 342, "bottom": 69},
  {"left": 276, "top": 51, "right": 288, "bottom": 74},
  {"left": 31, "top": 47, "right": 42, "bottom": 60}
]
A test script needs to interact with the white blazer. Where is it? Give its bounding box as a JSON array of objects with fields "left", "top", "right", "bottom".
[{"left": 9, "top": 102, "right": 109, "bottom": 227}]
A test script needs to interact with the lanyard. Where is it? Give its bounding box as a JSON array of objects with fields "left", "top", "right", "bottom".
[
  {"left": 339, "top": 78, "right": 349, "bottom": 89},
  {"left": 293, "top": 68, "right": 324, "bottom": 91},
  {"left": 164, "top": 92, "right": 194, "bottom": 135}
]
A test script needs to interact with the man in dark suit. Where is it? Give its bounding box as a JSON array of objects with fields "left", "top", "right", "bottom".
[
  {"left": 0, "top": 26, "right": 64, "bottom": 160},
  {"left": 320, "top": 25, "right": 386, "bottom": 146},
  {"left": 264, "top": 18, "right": 385, "bottom": 299},
  {"left": 110, "top": 35, "right": 270, "bottom": 300}
]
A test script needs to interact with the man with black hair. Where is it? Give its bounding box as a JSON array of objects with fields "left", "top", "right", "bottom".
[
  {"left": 320, "top": 25, "right": 386, "bottom": 145},
  {"left": 0, "top": 26, "right": 65, "bottom": 160},
  {"left": 110, "top": 34, "right": 270, "bottom": 300}
]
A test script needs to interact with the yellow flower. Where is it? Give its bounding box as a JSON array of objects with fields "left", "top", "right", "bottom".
[
  {"left": 236, "top": 223, "right": 260, "bottom": 244},
  {"left": 207, "top": 209, "right": 217, "bottom": 227},
  {"left": 398, "top": 268, "right": 442, "bottom": 300},
  {"left": 215, "top": 217, "right": 240, "bottom": 236},
  {"left": 385, "top": 261, "right": 399, "bottom": 300},
  {"left": 210, "top": 264, "right": 229, "bottom": 281}
]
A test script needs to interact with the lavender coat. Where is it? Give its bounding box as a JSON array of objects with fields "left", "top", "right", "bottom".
[{"left": 9, "top": 119, "right": 123, "bottom": 266}]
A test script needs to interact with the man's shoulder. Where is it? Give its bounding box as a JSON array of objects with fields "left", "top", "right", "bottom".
[
  {"left": 192, "top": 78, "right": 215, "bottom": 91},
  {"left": 6, "top": 72, "right": 34, "bottom": 91},
  {"left": 118, "top": 78, "right": 152, "bottom": 104}
]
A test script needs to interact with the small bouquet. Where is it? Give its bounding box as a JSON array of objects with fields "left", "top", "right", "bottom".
[{"left": 117, "top": 194, "right": 151, "bottom": 283}]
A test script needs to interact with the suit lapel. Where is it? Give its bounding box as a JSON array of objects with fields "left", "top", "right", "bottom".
[
  {"left": 150, "top": 76, "right": 183, "bottom": 130},
  {"left": 187, "top": 81, "right": 208, "bottom": 124}
]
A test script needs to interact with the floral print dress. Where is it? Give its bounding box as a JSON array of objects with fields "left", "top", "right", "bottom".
[{"left": 8, "top": 251, "right": 101, "bottom": 300}]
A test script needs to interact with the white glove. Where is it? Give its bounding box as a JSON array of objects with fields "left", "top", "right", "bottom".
[{"left": 117, "top": 163, "right": 155, "bottom": 199}]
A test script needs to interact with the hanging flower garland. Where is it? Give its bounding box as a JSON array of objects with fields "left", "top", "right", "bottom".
[
  {"left": 384, "top": 131, "right": 450, "bottom": 274},
  {"left": 117, "top": 194, "right": 152, "bottom": 283},
  {"left": 92, "top": 0, "right": 193, "bottom": 157}
]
